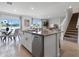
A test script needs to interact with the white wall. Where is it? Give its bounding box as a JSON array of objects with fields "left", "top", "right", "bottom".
[
  {"left": 49, "top": 16, "right": 65, "bottom": 28},
  {"left": 0, "top": 12, "right": 20, "bottom": 19},
  {"left": 47, "top": 8, "right": 72, "bottom": 41},
  {"left": 60, "top": 8, "right": 72, "bottom": 40}
]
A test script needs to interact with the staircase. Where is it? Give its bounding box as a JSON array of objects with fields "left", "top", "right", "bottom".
[{"left": 64, "top": 13, "right": 78, "bottom": 43}]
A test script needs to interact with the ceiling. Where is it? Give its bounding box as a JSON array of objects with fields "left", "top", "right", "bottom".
[{"left": 0, "top": 2, "right": 79, "bottom": 18}]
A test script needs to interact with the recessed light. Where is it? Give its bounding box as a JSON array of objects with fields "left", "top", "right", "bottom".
[
  {"left": 14, "top": 10, "right": 16, "bottom": 12},
  {"left": 31, "top": 7, "right": 34, "bottom": 10},
  {"left": 69, "top": 5, "right": 72, "bottom": 8}
]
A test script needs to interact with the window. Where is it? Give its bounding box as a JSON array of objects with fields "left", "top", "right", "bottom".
[
  {"left": 0, "top": 18, "right": 20, "bottom": 29},
  {"left": 32, "top": 18, "right": 42, "bottom": 28}
]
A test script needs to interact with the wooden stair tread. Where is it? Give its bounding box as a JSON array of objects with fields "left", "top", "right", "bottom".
[
  {"left": 66, "top": 30, "right": 78, "bottom": 32},
  {"left": 65, "top": 34, "right": 77, "bottom": 36},
  {"left": 64, "top": 13, "right": 78, "bottom": 43},
  {"left": 68, "top": 28, "right": 77, "bottom": 29},
  {"left": 66, "top": 32, "right": 77, "bottom": 34},
  {"left": 64, "top": 37, "right": 77, "bottom": 42},
  {"left": 64, "top": 34, "right": 77, "bottom": 37},
  {"left": 65, "top": 33, "right": 78, "bottom": 35},
  {"left": 64, "top": 37, "right": 77, "bottom": 39}
]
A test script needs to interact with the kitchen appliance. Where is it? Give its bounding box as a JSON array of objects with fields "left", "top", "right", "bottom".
[{"left": 32, "top": 35, "right": 44, "bottom": 57}]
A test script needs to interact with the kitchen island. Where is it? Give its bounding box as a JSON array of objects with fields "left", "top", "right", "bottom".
[{"left": 21, "top": 29, "right": 61, "bottom": 57}]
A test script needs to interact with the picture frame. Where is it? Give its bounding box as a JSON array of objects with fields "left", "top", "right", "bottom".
[{"left": 21, "top": 16, "right": 32, "bottom": 31}]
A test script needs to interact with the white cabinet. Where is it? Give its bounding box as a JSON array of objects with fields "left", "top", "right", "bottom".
[
  {"left": 21, "top": 32, "right": 34, "bottom": 53},
  {"left": 21, "top": 31, "right": 61, "bottom": 57}
]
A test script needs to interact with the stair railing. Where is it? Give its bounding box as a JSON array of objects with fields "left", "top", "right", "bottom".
[
  {"left": 76, "top": 15, "right": 79, "bottom": 44},
  {"left": 60, "top": 8, "right": 72, "bottom": 41}
]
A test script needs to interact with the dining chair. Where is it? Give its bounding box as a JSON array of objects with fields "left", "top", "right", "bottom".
[
  {"left": 2, "top": 29, "right": 13, "bottom": 42},
  {"left": 0, "top": 32, "right": 3, "bottom": 41},
  {"left": 9, "top": 29, "right": 20, "bottom": 42},
  {"left": 0, "top": 31, "right": 6, "bottom": 42},
  {"left": 7, "top": 29, "right": 13, "bottom": 41}
]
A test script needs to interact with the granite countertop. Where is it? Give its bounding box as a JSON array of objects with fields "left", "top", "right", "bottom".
[{"left": 23, "top": 29, "right": 62, "bottom": 36}]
